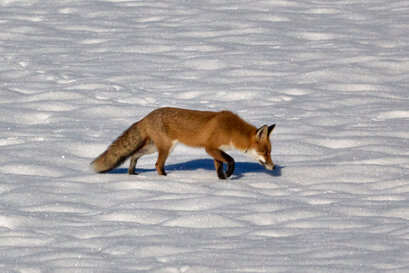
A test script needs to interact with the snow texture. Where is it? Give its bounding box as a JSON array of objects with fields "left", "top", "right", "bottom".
[{"left": 1, "top": 0, "right": 409, "bottom": 272}]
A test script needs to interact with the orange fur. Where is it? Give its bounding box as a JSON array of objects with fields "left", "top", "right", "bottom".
[{"left": 91, "top": 107, "right": 275, "bottom": 179}]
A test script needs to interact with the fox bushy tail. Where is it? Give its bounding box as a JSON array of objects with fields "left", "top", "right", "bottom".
[{"left": 91, "top": 122, "right": 144, "bottom": 173}]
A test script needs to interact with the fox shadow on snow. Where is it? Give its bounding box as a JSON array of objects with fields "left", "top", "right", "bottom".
[{"left": 110, "top": 159, "right": 283, "bottom": 179}]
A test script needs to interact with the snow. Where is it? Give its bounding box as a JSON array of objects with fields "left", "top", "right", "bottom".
[{"left": 1, "top": 0, "right": 408, "bottom": 272}]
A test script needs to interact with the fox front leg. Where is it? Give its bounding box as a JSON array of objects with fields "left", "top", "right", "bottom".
[
  {"left": 225, "top": 156, "right": 235, "bottom": 178},
  {"left": 206, "top": 148, "right": 235, "bottom": 179},
  {"left": 214, "top": 160, "right": 226, "bottom": 179}
]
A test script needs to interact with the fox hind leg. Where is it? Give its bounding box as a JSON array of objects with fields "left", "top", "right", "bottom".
[
  {"left": 154, "top": 141, "right": 174, "bottom": 176},
  {"left": 155, "top": 147, "right": 170, "bottom": 176},
  {"left": 128, "top": 153, "right": 140, "bottom": 175},
  {"left": 128, "top": 140, "right": 157, "bottom": 175}
]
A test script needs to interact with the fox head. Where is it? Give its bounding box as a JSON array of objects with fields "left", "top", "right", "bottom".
[{"left": 246, "top": 124, "right": 275, "bottom": 170}]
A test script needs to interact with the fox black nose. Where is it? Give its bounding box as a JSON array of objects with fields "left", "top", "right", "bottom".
[{"left": 273, "top": 166, "right": 276, "bottom": 170}]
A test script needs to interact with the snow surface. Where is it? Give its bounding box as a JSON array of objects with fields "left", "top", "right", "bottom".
[{"left": 1, "top": 0, "right": 409, "bottom": 272}]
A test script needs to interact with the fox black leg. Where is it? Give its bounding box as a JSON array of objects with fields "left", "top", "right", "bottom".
[
  {"left": 206, "top": 148, "right": 235, "bottom": 179},
  {"left": 225, "top": 156, "right": 235, "bottom": 178},
  {"left": 218, "top": 150, "right": 235, "bottom": 178},
  {"left": 214, "top": 160, "right": 227, "bottom": 179}
]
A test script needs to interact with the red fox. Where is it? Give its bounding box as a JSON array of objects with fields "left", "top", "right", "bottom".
[{"left": 91, "top": 107, "right": 275, "bottom": 179}]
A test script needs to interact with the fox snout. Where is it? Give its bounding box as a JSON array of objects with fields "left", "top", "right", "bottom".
[
  {"left": 264, "top": 162, "right": 275, "bottom": 171},
  {"left": 258, "top": 159, "right": 275, "bottom": 171},
  {"left": 247, "top": 148, "right": 275, "bottom": 171}
]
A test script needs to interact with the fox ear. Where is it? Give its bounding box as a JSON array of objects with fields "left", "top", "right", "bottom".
[
  {"left": 256, "top": 125, "right": 269, "bottom": 140},
  {"left": 268, "top": 124, "right": 276, "bottom": 137}
]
